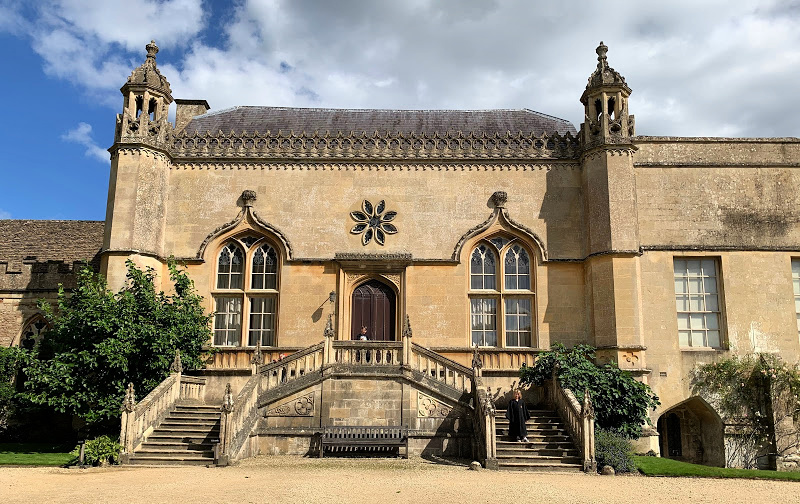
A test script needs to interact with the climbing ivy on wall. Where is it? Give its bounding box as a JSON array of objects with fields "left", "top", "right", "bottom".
[
  {"left": 519, "top": 343, "right": 660, "bottom": 438},
  {"left": 692, "top": 354, "right": 800, "bottom": 468}
]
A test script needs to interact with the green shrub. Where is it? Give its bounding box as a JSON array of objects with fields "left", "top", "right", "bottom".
[
  {"left": 519, "top": 343, "right": 660, "bottom": 438},
  {"left": 72, "top": 435, "right": 120, "bottom": 466},
  {"left": 595, "top": 428, "right": 636, "bottom": 473}
]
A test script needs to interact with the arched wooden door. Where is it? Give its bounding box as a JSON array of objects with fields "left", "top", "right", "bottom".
[{"left": 351, "top": 279, "right": 396, "bottom": 341}]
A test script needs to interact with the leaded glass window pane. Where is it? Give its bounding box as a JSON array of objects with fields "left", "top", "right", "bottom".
[
  {"left": 470, "top": 298, "right": 497, "bottom": 346},
  {"left": 248, "top": 296, "right": 276, "bottom": 346},
  {"left": 217, "top": 243, "right": 244, "bottom": 289},
  {"left": 470, "top": 245, "right": 496, "bottom": 290},
  {"left": 674, "top": 258, "right": 722, "bottom": 348},
  {"left": 214, "top": 296, "right": 242, "bottom": 346},
  {"left": 251, "top": 244, "right": 278, "bottom": 290},
  {"left": 504, "top": 245, "right": 531, "bottom": 290},
  {"left": 505, "top": 298, "right": 532, "bottom": 347}
]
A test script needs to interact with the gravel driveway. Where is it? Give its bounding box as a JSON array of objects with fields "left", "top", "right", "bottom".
[{"left": 1, "top": 456, "right": 796, "bottom": 504}]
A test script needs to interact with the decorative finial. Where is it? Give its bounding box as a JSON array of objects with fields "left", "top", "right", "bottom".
[
  {"left": 122, "top": 382, "right": 136, "bottom": 412},
  {"left": 241, "top": 189, "right": 257, "bottom": 207},
  {"left": 471, "top": 345, "right": 483, "bottom": 370},
  {"left": 490, "top": 191, "right": 507, "bottom": 209},
  {"left": 324, "top": 314, "right": 335, "bottom": 339},
  {"left": 222, "top": 383, "right": 235, "bottom": 413},
  {"left": 251, "top": 340, "right": 264, "bottom": 366},
  {"left": 402, "top": 314, "right": 413, "bottom": 339},
  {"left": 596, "top": 41, "right": 608, "bottom": 68},
  {"left": 146, "top": 40, "right": 159, "bottom": 60},
  {"left": 170, "top": 349, "right": 183, "bottom": 373}
]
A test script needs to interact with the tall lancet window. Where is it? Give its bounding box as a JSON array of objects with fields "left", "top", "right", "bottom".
[{"left": 468, "top": 236, "right": 536, "bottom": 348}]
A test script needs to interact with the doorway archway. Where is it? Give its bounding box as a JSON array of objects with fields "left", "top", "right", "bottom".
[{"left": 351, "top": 279, "right": 396, "bottom": 341}]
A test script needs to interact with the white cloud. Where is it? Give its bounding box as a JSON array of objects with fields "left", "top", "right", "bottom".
[
  {"left": 7, "top": 0, "right": 800, "bottom": 136},
  {"left": 0, "top": 209, "right": 11, "bottom": 219},
  {"left": 61, "top": 122, "right": 109, "bottom": 163}
]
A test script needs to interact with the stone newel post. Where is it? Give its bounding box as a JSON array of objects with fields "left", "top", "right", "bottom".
[
  {"left": 581, "top": 389, "right": 597, "bottom": 472},
  {"left": 323, "top": 314, "right": 334, "bottom": 365},
  {"left": 401, "top": 314, "right": 412, "bottom": 366},
  {"left": 119, "top": 382, "right": 136, "bottom": 463},
  {"left": 218, "top": 383, "right": 235, "bottom": 466}
]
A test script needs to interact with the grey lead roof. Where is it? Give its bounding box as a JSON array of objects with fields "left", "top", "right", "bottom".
[{"left": 182, "top": 106, "right": 577, "bottom": 136}]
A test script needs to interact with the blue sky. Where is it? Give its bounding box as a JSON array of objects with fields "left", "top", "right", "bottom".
[{"left": 2, "top": 0, "right": 800, "bottom": 221}]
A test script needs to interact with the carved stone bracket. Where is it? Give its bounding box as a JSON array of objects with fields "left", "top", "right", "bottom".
[
  {"left": 264, "top": 392, "right": 315, "bottom": 417},
  {"left": 418, "top": 392, "right": 453, "bottom": 418}
]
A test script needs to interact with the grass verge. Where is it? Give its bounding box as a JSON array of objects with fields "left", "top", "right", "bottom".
[
  {"left": 634, "top": 456, "right": 800, "bottom": 481},
  {"left": 0, "top": 443, "right": 75, "bottom": 466}
]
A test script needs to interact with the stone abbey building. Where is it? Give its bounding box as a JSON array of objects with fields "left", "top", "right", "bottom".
[{"left": 2, "top": 41, "right": 800, "bottom": 469}]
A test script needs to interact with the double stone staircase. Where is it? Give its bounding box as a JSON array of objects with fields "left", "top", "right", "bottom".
[
  {"left": 494, "top": 408, "right": 583, "bottom": 472},
  {"left": 128, "top": 403, "right": 219, "bottom": 466}
]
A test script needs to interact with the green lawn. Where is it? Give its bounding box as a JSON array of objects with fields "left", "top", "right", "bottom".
[
  {"left": 0, "top": 443, "right": 75, "bottom": 466},
  {"left": 634, "top": 456, "right": 800, "bottom": 481}
]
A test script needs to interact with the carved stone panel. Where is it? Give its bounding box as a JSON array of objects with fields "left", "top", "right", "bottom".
[
  {"left": 418, "top": 392, "right": 452, "bottom": 418},
  {"left": 264, "top": 392, "right": 315, "bottom": 417}
]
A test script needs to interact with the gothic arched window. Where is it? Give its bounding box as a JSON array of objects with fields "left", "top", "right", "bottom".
[
  {"left": 213, "top": 236, "right": 280, "bottom": 347},
  {"left": 468, "top": 236, "right": 535, "bottom": 348}
]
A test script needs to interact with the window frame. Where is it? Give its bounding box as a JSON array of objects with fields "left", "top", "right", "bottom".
[
  {"left": 673, "top": 256, "right": 725, "bottom": 350},
  {"left": 468, "top": 235, "right": 536, "bottom": 348},
  {"left": 792, "top": 258, "right": 800, "bottom": 341},
  {"left": 212, "top": 235, "right": 280, "bottom": 348}
]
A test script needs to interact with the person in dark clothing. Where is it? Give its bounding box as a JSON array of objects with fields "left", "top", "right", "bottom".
[{"left": 506, "top": 389, "right": 530, "bottom": 442}]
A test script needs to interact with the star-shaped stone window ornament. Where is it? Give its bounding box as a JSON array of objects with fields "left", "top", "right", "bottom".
[{"left": 350, "top": 199, "right": 397, "bottom": 246}]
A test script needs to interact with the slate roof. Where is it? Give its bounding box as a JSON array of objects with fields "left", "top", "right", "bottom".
[
  {"left": 0, "top": 220, "right": 105, "bottom": 269},
  {"left": 182, "top": 107, "right": 577, "bottom": 136}
]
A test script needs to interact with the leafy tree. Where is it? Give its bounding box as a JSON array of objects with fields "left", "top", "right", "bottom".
[
  {"left": 20, "top": 260, "right": 212, "bottom": 433},
  {"left": 692, "top": 354, "right": 800, "bottom": 468},
  {"left": 0, "top": 346, "right": 22, "bottom": 430},
  {"left": 519, "top": 343, "right": 660, "bottom": 438}
]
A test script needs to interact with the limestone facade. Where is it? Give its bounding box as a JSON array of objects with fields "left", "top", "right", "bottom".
[{"left": 4, "top": 40, "right": 800, "bottom": 466}]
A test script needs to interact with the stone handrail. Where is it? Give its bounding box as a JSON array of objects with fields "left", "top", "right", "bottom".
[
  {"left": 411, "top": 343, "right": 473, "bottom": 393},
  {"left": 218, "top": 376, "right": 259, "bottom": 465},
  {"left": 546, "top": 375, "right": 596, "bottom": 472},
  {"left": 258, "top": 342, "right": 325, "bottom": 391},
  {"left": 120, "top": 373, "right": 181, "bottom": 459},
  {"left": 472, "top": 376, "right": 498, "bottom": 469},
  {"left": 332, "top": 340, "right": 403, "bottom": 366}
]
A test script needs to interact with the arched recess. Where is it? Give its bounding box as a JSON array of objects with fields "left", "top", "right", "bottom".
[
  {"left": 17, "top": 314, "right": 49, "bottom": 350},
  {"left": 339, "top": 273, "right": 404, "bottom": 341},
  {"left": 350, "top": 279, "right": 397, "bottom": 341},
  {"left": 656, "top": 397, "right": 725, "bottom": 467}
]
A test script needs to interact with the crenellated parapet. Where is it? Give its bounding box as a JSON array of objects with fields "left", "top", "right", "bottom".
[{"left": 168, "top": 129, "right": 581, "bottom": 161}]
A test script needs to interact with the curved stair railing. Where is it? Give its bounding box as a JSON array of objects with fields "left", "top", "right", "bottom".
[
  {"left": 546, "top": 367, "right": 596, "bottom": 472},
  {"left": 120, "top": 352, "right": 206, "bottom": 463},
  {"left": 410, "top": 343, "right": 473, "bottom": 394}
]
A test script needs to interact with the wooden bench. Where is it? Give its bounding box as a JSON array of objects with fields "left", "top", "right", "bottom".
[{"left": 319, "top": 426, "right": 409, "bottom": 458}]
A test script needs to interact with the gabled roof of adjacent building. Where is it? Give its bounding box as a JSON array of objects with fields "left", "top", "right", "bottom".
[{"left": 182, "top": 106, "right": 577, "bottom": 136}]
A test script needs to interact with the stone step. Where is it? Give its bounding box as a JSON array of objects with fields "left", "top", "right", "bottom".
[
  {"left": 135, "top": 448, "right": 215, "bottom": 457},
  {"left": 495, "top": 418, "right": 563, "bottom": 426},
  {"left": 497, "top": 453, "right": 582, "bottom": 464},
  {"left": 147, "top": 433, "right": 219, "bottom": 443},
  {"left": 128, "top": 455, "right": 213, "bottom": 466},
  {"left": 167, "top": 411, "right": 219, "bottom": 421},
  {"left": 160, "top": 419, "right": 220, "bottom": 428},
  {"left": 497, "top": 461, "right": 583, "bottom": 473},
  {"left": 139, "top": 441, "right": 215, "bottom": 451},
  {"left": 174, "top": 405, "right": 220, "bottom": 413},
  {"left": 496, "top": 447, "right": 580, "bottom": 457},
  {"left": 153, "top": 424, "right": 220, "bottom": 433}
]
